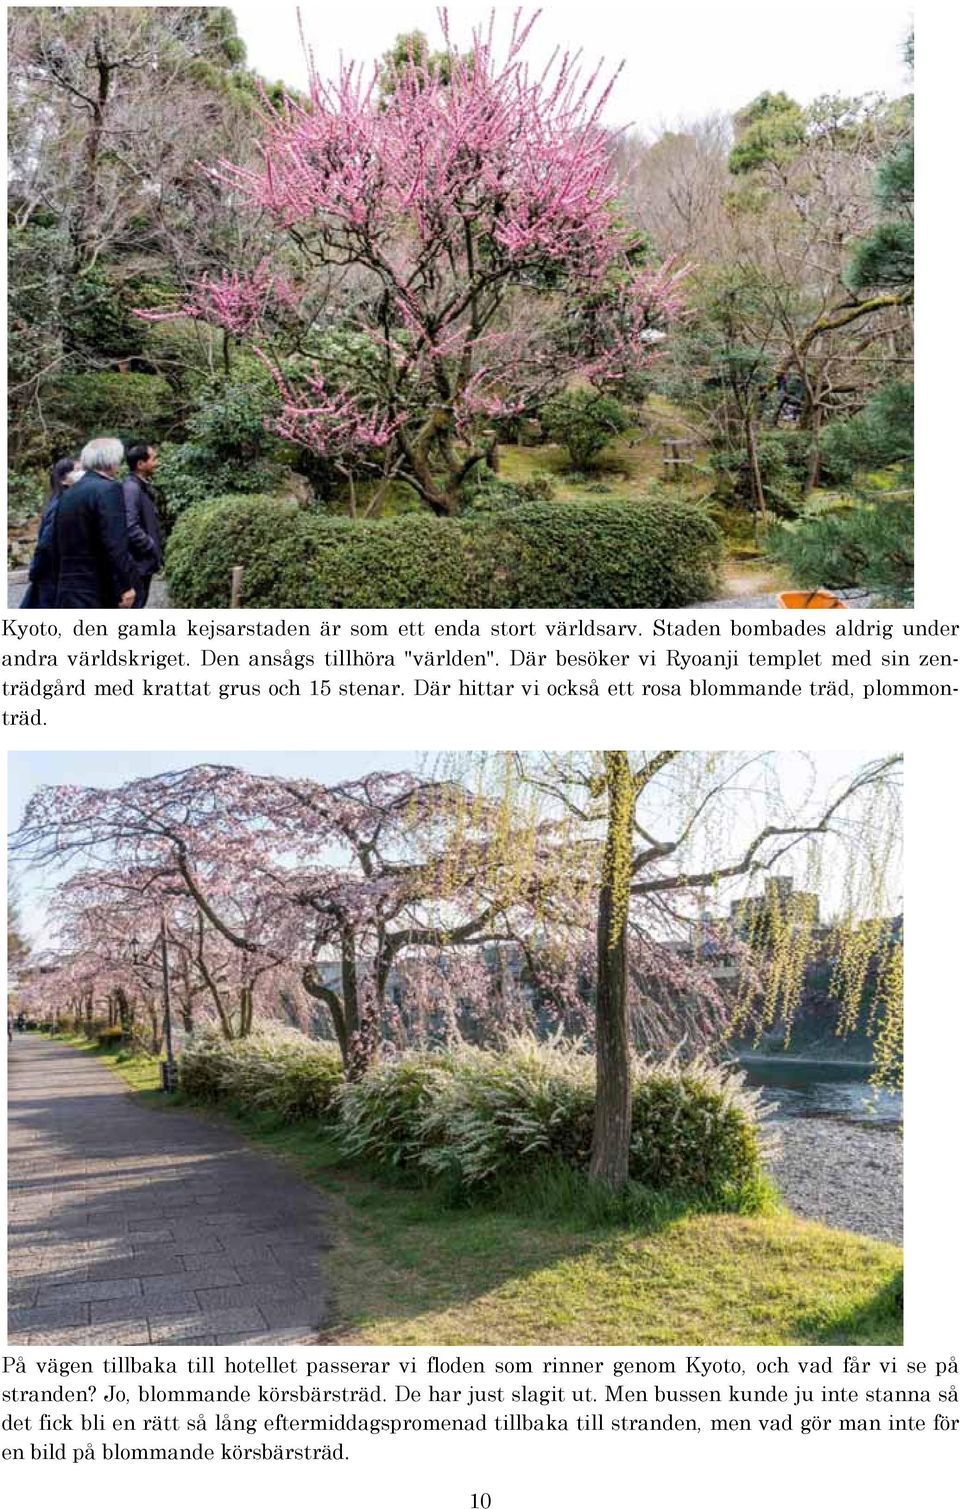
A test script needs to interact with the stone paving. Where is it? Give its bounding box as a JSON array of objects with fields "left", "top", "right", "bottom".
[
  {"left": 7, "top": 571, "right": 170, "bottom": 608},
  {"left": 7, "top": 1035, "right": 332, "bottom": 1345}
]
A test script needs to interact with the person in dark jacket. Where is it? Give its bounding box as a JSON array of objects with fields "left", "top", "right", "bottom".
[
  {"left": 20, "top": 457, "right": 80, "bottom": 608},
  {"left": 53, "top": 437, "right": 138, "bottom": 609},
  {"left": 122, "top": 441, "right": 165, "bottom": 608}
]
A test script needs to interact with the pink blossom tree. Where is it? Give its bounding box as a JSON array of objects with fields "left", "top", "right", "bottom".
[
  {"left": 141, "top": 13, "right": 686, "bottom": 514},
  {"left": 12, "top": 764, "right": 550, "bottom": 1073},
  {"left": 49, "top": 865, "right": 303, "bottom": 1042}
]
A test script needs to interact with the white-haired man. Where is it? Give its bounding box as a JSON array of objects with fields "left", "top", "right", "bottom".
[{"left": 53, "top": 437, "right": 138, "bottom": 608}]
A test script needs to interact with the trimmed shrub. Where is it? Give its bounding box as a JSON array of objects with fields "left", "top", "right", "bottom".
[
  {"left": 483, "top": 500, "right": 719, "bottom": 609},
  {"left": 165, "top": 493, "right": 721, "bottom": 609},
  {"left": 178, "top": 1030, "right": 344, "bottom": 1122}
]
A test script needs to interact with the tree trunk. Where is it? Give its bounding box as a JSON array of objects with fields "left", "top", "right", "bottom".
[
  {"left": 806, "top": 403, "right": 823, "bottom": 493},
  {"left": 745, "top": 414, "right": 767, "bottom": 528},
  {"left": 342, "top": 932, "right": 382, "bottom": 1080},
  {"left": 302, "top": 966, "right": 350, "bottom": 1065},
  {"left": 238, "top": 984, "right": 254, "bottom": 1038},
  {"left": 115, "top": 985, "right": 133, "bottom": 1041},
  {"left": 180, "top": 964, "right": 194, "bottom": 1036},
  {"left": 589, "top": 752, "right": 634, "bottom": 1190}
]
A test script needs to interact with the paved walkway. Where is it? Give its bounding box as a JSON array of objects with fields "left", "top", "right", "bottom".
[
  {"left": 8, "top": 1036, "right": 332, "bottom": 1345},
  {"left": 7, "top": 571, "right": 170, "bottom": 608}
]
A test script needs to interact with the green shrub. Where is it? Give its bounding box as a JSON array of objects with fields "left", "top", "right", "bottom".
[
  {"left": 181, "top": 369, "right": 282, "bottom": 459},
  {"left": 770, "top": 498, "right": 913, "bottom": 604},
  {"left": 178, "top": 1030, "right": 344, "bottom": 1121},
  {"left": 165, "top": 493, "right": 721, "bottom": 609},
  {"left": 96, "top": 1025, "right": 127, "bottom": 1051},
  {"left": 484, "top": 498, "right": 720, "bottom": 609},
  {"left": 819, "top": 383, "right": 913, "bottom": 485},
  {"left": 462, "top": 468, "right": 557, "bottom": 515},
  {"left": 542, "top": 389, "right": 631, "bottom": 470},
  {"left": 178, "top": 1032, "right": 239, "bottom": 1102},
  {"left": 61, "top": 267, "right": 147, "bottom": 362},
  {"left": 416, "top": 1038, "right": 596, "bottom": 1185},
  {"left": 710, "top": 431, "right": 813, "bottom": 515},
  {"left": 155, "top": 370, "right": 289, "bottom": 520},
  {"left": 630, "top": 1065, "right": 765, "bottom": 1201},
  {"left": 158, "top": 442, "right": 289, "bottom": 521},
  {"left": 7, "top": 470, "right": 46, "bottom": 528},
  {"left": 44, "top": 371, "right": 178, "bottom": 448}
]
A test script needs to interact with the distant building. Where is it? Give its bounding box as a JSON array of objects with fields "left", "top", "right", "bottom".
[{"left": 728, "top": 876, "right": 820, "bottom": 939}]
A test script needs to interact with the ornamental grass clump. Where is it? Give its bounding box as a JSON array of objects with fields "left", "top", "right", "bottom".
[
  {"left": 337, "top": 1052, "right": 458, "bottom": 1169},
  {"left": 177, "top": 1031, "right": 238, "bottom": 1102},
  {"left": 178, "top": 1029, "right": 344, "bottom": 1122},
  {"left": 417, "top": 1036, "right": 596, "bottom": 1186},
  {"left": 335, "top": 1037, "right": 769, "bottom": 1206},
  {"left": 630, "top": 1056, "right": 773, "bottom": 1204},
  {"left": 179, "top": 1032, "right": 768, "bottom": 1206}
]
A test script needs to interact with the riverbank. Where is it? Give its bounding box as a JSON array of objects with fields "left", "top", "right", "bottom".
[{"left": 770, "top": 1115, "right": 902, "bottom": 1243}]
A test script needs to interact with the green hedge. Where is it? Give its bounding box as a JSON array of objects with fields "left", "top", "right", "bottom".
[{"left": 165, "top": 492, "right": 722, "bottom": 609}]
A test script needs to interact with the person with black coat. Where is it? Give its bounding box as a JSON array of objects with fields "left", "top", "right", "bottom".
[
  {"left": 20, "top": 457, "right": 80, "bottom": 608},
  {"left": 122, "top": 440, "right": 165, "bottom": 608},
  {"left": 52, "top": 437, "right": 138, "bottom": 609}
]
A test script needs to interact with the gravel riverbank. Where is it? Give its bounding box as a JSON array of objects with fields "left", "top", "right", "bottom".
[{"left": 768, "top": 1114, "right": 902, "bottom": 1244}]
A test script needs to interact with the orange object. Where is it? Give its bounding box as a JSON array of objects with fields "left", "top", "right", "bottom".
[{"left": 778, "top": 589, "right": 847, "bottom": 609}]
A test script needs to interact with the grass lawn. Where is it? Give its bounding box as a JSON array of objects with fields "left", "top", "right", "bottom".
[{"left": 60, "top": 1035, "right": 903, "bottom": 1348}]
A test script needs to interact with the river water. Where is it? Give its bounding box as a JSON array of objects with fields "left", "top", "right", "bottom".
[{"left": 739, "top": 1056, "right": 902, "bottom": 1125}]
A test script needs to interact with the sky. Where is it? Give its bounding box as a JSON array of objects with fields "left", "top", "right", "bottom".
[
  {"left": 7, "top": 749, "right": 899, "bottom": 945},
  {"left": 229, "top": 1, "right": 913, "bottom": 135}
]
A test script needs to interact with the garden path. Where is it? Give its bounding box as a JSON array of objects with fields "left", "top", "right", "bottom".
[
  {"left": 8, "top": 1035, "right": 332, "bottom": 1345},
  {"left": 6, "top": 571, "right": 169, "bottom": 608}
]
